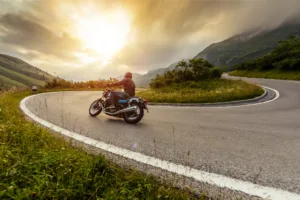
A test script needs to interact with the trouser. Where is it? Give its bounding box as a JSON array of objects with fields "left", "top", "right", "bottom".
[{"left": 106, "top": 91, "right": 130, "bottom": 107}]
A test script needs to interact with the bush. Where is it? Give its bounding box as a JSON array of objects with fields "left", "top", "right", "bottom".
[
  {"left": 150, "top": 58, "right": 220, "bottom": 89},
  {"left": 274, "top": 58, "right": 292, "bottom": 70},
  {"left": 290, "top": 59, "right": 300, "bottom": 70},
  {"left": 210, "top": 67, "right": 221, "bottom": 78},
  {"left": 152, "top": 80, "right": 166, "bottom": 88}
]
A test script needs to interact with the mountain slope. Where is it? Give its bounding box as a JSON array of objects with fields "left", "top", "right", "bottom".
[
  {"left": 194, "top": 22, "right": 300, "bottom": 70},
  {"left": 230, "top": 35, "right": 300, "bottom": 80},
  {"left": 0, "top": 54, "right": 55, "bottom": 90},
  {"left": 0, "top": 74, "right": 27, "bottom": 90},
  {"left": 119, "top": 23, "right": 300, "bottom": 87},
  {"left": 0, "top": 65, "right": 46, "bottom": 87}
]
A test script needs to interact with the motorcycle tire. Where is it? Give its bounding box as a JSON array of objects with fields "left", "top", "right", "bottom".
[
  {"left": 123, "top": 103, "right": 144, "bottom": 124},
  {"left": 89, "top": 99, "right": 103, "bottom": 117}
]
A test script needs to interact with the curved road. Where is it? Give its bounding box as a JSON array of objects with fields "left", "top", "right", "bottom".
[{"left": 22, "top": 77, "right": 300, "bottom": 199}]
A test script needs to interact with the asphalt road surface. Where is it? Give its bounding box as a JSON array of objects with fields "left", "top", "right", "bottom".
[{"left": 24, "top": 77, "right": 300, "bottom": 197}]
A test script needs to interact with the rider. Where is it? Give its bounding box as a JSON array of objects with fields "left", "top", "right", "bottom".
[{"left": 106, "top": 72, "right": 136, "bottom": 107}]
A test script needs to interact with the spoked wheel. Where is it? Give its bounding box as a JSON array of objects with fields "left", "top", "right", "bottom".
[
  {"left": 123, "top": 103, "right": 144, "bottom": 124},
  {"left": 89, "top": 99, "right": 103, "bottom": 117}
]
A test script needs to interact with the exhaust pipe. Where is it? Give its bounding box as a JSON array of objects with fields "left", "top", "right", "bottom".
[{"left": 104, "top": 106, "right": 137, "bottom": 115}]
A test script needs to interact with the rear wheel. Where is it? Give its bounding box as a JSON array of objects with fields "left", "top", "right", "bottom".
[
  {"left": 89, "top": 99, "right": 103, "bottom": 117},
  {"left": 123, "top": 103, "right": 144, "bottom": 124}
]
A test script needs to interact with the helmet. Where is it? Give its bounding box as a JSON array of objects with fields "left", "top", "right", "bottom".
[{"left": 124, "top": 72, "right": 132, "bottom": 78}]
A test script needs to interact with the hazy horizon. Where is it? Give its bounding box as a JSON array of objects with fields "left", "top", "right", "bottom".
[{"left": 1, "top": 0, "right": 300, "bottom": 81}]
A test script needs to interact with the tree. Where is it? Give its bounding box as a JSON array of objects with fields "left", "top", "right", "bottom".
[{"left": 149, "top": 58, "right": 221, "bottom": 88}]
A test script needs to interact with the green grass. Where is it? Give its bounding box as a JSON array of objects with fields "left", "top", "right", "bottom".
[
  {"left": 0, "top": 75, "right": 27, "bottom": 90},
  {"left": 0, "top": 91, "right": 204, "bottom": 199},
  {"left": 230, "top": 70, "right": 300, "bottom": 80},
  {"left": 138, "top": 79, "right": 264, "bottom": 103},
  {"left": 0, "top": 66, "right": 45, "bottom": 87}
]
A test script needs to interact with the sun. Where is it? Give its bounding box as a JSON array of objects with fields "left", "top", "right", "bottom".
[{"left": 73, "top": 8, "right": 131, "bottom": 63}]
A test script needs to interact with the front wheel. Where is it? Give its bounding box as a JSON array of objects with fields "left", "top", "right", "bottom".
[
  {"left": 89, "top": 99, "right": 103, "bottom": 117},
  {"left": 123, "top": 103, "right": 144, "bottom": 124}
]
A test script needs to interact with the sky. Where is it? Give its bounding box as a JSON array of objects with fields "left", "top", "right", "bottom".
[{"left": 0, "top": 0, "right": 300, "bottom": 81}]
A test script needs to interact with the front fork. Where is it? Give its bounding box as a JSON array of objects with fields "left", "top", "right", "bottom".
[{"left": 98, "top": 98, "right": 106, "bottom": 109}]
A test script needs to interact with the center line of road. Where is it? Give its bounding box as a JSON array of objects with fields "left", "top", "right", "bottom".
[{"left": 20, "top": 93, "right": 299, "bottom": 200}]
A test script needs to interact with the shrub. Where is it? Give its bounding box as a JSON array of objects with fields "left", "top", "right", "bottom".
[
  {"left": 150, "top": 58, "right": 220, "bottom": 89},
  {"left": 290, "top": 59, "right": 300, "bottom": 70},
  {"left": 210, "top": 67, "right": 221, "bottom": 78}
]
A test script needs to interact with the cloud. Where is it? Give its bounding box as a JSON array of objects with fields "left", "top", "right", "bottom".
[
  {"left": 0, "top": 13, "right": 83, "bottom": 62},
  {"left": 123, "top": 0, "right": 238, "bottom": 38},
  {"left": 0, "top": 0, "right": 300, "bottom": 80},
  {"left": 110, "top": 0, "right": 300, "bottom": 69},
  {"left": 59, "top": 60, "right": 131, "bottom": 81},
  {"left": 211, "top": 0, "right": 300, "bottom": 34}
]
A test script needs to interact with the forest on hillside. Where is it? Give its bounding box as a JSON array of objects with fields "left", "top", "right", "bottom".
[
  {"left": 45, "top": 78, "right": 120, "bottom": 89},
  {"left": 234, "top": 36, "right": 300, "bottom": 71}
]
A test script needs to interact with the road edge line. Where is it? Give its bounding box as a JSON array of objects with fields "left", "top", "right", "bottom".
[{"left": 19, "top": 94, "right": 299, "bottom": 200}]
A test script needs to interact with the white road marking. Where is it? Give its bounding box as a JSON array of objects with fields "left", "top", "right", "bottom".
[{"left": 20, "top": 94, "right": 299, "bottom": 200}]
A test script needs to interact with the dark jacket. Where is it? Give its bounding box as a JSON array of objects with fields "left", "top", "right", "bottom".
[{"left": 110, "top": 77, "right": 136, "bottom": 97}]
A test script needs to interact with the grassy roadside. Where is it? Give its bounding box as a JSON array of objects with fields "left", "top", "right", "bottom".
[
  {"left": 138, "top": 79, "right": 264, "bottom": 103},
  {"left": 0, "top": 91, "right": 203, "bottom": 199},
  {"left": 230, "top": 70, "right": 300, "bottom": 81}
]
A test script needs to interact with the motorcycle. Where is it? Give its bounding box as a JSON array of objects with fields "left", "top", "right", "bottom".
[{"left": 89, "top": 87, "right": 149, "bottom": 124}]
